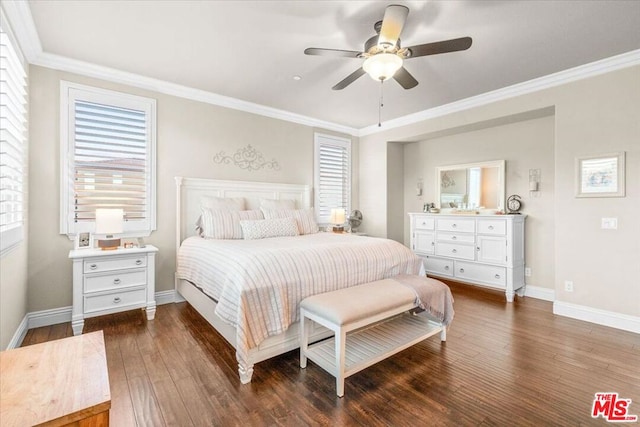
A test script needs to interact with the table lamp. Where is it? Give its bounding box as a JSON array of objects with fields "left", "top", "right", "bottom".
[
  {"left": 95, "top": 208, "right": 123, "bottom": 250},
  {"left": 330, "top": 208, "right": 346, "bottom": 233}
]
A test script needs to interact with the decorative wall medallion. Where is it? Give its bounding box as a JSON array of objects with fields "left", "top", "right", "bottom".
[{"left": 213, "top": 145, "right": 281, "bottom": 171}]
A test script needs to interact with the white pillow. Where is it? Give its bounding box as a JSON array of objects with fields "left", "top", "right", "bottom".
[
  {"left": 200, "top": 209, "right": 263, "bottom": 239},
  {"left": 261, "top": 208, "right": 319, "bottom": 235},
  {"left": 260, "top": 198, "right": 296, "bottom": 211},
  {"left": 200, "top": 196, "right": 245, "bottom": 211},
  {"left": 240, "top": 218, "right": 299, "bottom": 240}
]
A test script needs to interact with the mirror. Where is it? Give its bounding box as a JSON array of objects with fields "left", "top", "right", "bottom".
[{"left": 436, "top": 160, "right": 505, "bottom": 211}]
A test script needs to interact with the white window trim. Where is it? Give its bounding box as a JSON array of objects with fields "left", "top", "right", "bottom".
[
  {"left": 314, "top": 132, "right": 351, "bottom": 225},
  {"left": 0, "top": 10, "right": 28, "bottom": 256},
  {"left": 60, "top": 81, "right": 157, "bottom": 237}
]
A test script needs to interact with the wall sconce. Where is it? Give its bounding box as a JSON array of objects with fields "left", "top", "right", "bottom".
[
  {"left": 95, "top": 208, "right": 124, "bottom": 250},
  {"left": 330, "top": 208, "right": 346, "bottom": 233}
]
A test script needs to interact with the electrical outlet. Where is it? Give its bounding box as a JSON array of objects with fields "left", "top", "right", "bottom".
[
  {"left": 564, "top": 281, "right": 574, "bottom": 292},
  {"left": 524, "top": 267, "right": 531, "bottom": 277}
]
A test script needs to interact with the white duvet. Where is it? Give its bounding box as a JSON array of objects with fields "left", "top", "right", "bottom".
[{"left": 176, "top": 232, "right": 422, "bottom": 365}]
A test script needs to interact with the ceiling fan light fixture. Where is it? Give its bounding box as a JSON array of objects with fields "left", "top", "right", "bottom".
[{"left": 363, "top": 53, "right": 403, "bottom": 81}]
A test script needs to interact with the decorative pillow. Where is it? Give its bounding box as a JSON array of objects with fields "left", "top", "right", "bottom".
[
  {"left": 200, "top": 209, "right": 263, "bottom": 239},
  {"left": 260, "top": 198, "right": 296, "bottom": 211},
  {"left": 240, "top": 218, "right": 299, "bottom": 240},
  {"left": 261, "top": 207, "right": 319, "bottom": 235},
  {"left": 200, "top": 196, "right": 245, "bottom": 211}
]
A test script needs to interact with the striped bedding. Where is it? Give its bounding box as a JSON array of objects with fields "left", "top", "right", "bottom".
[{"left": 176, "top": 233, "right": 422, "bottom": 366}]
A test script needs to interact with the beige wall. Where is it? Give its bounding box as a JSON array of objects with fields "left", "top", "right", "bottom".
[
  {"left": 359, "top": 65, "right": 639, "bottom": 318},
  {"left": 27, "top": 65, "right": 357, "bottom": 313},
  {"left": 402, "top": 115, "right": 555, "bottom": 290},
  {"left": 1, "top": 245, "right": 28, "bottom": 349}
]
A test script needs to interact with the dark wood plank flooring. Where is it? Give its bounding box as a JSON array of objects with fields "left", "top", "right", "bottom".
[{"left": 22, "top": 282, "right": 640, "bottom": 426}]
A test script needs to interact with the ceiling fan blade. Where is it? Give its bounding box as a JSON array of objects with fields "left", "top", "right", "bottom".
[
  {"left": 393, "top": 66, "right": 418, "bottom": 89},
  {"left": 332, "top": 68, "right": 367, "bottom": 90},
  {"left": 406, "top": 37, "right": 473, "bottom": 58},
  {"left": 378, "top": 5, "right": 409, "bottom": 49},
  {"left": 304, "top": 48, "right": 362, "bottom": 58}
]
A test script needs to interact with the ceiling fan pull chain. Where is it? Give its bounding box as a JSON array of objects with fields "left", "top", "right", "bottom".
[{"left": 378, "top": 80, "right": 384, "bottom": 127}]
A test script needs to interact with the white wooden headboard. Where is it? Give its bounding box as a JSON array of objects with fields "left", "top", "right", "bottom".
[{"left": 175, "top": 177, "right": 312, "bottom": 250}]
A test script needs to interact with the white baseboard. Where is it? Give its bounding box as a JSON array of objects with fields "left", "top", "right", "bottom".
[
  {"left": 6, "top": 290, "right": 180, "bottom": 349},
  {"left": 6, "top": 315, "right": 29, "bottom": 350},
  {"left": 523, "top": 285, "right": 555, "bottom": 302},
  {"left": 553, "top": 301, "right": 640, "bottom": 334}
]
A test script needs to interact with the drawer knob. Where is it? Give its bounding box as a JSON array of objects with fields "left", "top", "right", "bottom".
[
  {"left": 488, "top": 225, "right": 494, "bottom": 230},
  {"left": 452, "top": 236, "right": 457, "bottom": 240},
  {"left": 452, "top": 249, "right": 457, "bottom": 253},
  {"left": 444, "top": 266, "right": 450, "bottom": 271},
  {"left": 422, "top": 221, "right": 426, "bottom": 226},
  {"left": 495, "top": 274, "right": 501, "bottom": 279},
  {"left": 452, "top": 223, "right": 457, "bottom": 228},
  {"left": 136, "top": 260, "right": 143, "bottom": 265},
  {"left": 459, "top": 268, "right": 465, "bottom": 273},
  {"left": 113, "top": 297, "right": 122, "bottom": 304},
  {"left": 113, "top": 278, "right": 121, "bottom": 285},
  {"left": 90, "top": 264, "right": 97, "bottom": 270}
]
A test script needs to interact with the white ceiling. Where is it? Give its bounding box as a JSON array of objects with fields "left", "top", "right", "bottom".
[{"left": 21, "top": 1, "right": 640, "bottom": 130}]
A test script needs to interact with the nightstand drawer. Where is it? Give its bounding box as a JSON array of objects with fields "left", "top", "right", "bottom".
[
  {"left": 84, "top": 288, "right": 146, "bottom": 314},
  {"left": 84, "top": 269, "right": 147, "bottom": 293},
  {"left": 84, "top": 256, "right": 147, "bottom": 273}
]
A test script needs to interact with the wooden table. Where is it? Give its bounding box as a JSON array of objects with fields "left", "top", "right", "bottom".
[{"left": 0, "top": 331, "right": 111, "bottom": 426}]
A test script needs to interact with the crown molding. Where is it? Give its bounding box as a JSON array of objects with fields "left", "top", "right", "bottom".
[
  {"left": 358, "top": 49, "right": 640, "bottom": 137},
  {"left": 0, "top": 0, "right": 41, "bottom": 61}
]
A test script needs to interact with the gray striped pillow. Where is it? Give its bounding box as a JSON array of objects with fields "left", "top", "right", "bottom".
[{"left": 200, "top": 209, "right": 263, "bottom": 239}]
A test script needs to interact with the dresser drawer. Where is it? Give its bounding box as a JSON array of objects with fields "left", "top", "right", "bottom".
[
  {"left": 477, "top": 219, "right": 506, "bottom": 235},
  {"left": 84, "top": 269, "right": 147, "bottom": 293},
  {"left": 424, "top": 256, "right": 453, "bottom": 277},
  {"left": 454, "top": 261, "right": 506, "bottom": 288},
  {"left": 84, "top": 287, "right": 146, "bottom": 314},
  {"left": 413, "top": 216, "right": 435, "bottom": 230},
  {"left": 436, "top": 242, "right": 475, "bottom": 260},
  {"left": 84, "top": 256, "right": 147, "bottom": 273},
  {"left": 437, "top": 231, "right": 475, "bottom": 244},
  {"left": 436, "top": 219, "right": 475, "bottom": 233}
]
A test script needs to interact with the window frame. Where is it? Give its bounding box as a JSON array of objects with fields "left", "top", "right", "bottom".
[
  {"left": 313, "top": 132, "right": 351, "bottom": 225},
  {"left": 60, "top": 81, "right": 157, "bottom": 237},
  {"left": 0, "top": 12, "right": 28, "bottom": 256}
]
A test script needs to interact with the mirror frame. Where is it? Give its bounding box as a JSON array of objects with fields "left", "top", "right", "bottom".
[{"left": 436, "top": 160, "right": 506, "bottom": 211}]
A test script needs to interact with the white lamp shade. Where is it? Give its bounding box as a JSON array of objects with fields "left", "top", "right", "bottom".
[
  {"left": 330, "top": 208, "right": 346, "bottom": 225},
  {"left": 363, "top": 53, "right": 403, "bottom": 81},
  {"left": 95, "top": 208, "right": 124, "bottom": 235}
]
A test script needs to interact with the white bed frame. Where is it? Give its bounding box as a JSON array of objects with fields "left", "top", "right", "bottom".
[{"left": 174, "top": 177, "right": 332, "bottom": 383}]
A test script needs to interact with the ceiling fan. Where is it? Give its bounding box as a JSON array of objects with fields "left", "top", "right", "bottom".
[{"left": 304, "top": 4, "right": 472, "bottom": 90}]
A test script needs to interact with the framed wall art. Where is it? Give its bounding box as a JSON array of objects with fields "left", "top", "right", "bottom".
[{"left": 575, "top": 152, "right": 625, "bottom": 198}]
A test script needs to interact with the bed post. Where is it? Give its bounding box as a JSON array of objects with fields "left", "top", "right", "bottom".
[{"left": 175, "top": 177, "right": 184, "bottom": 300}]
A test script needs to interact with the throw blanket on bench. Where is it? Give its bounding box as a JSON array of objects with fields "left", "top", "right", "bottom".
[{"left": 392, "top": 275, "right": 455, "bottom": 326}]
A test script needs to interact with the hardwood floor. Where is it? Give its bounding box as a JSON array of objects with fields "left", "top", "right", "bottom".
[{"left": 22, "top": 282, "right": 640, "bottom": 426}]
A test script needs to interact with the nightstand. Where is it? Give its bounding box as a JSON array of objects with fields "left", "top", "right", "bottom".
[{"left": 69, "top": 245, "right": 158, "bottom": 335}]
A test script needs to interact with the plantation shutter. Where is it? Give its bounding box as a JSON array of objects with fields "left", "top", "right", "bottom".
[
  {"left": 314, "top": 133, "right": 351, "bottom": 223},
  {"left": 0, "top": 25, "right": 27, "bottom": 253},
  {"left": 73, "top": 100, "right": 148, "bottom": 222}
]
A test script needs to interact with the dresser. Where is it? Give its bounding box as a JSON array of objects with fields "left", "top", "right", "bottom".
[
  {"left": 409, "top": 213, "right": 525, "bottom": 302},
  {"left": 69, "top": 245, "right": 158, "bottom": 335}
]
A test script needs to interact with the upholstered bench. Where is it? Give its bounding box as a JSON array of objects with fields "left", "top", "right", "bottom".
[{"left": 299, "top": 277, "right": 448, "bottom": 397}]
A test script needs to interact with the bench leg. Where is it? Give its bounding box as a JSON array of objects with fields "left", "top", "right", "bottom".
[
  {"left": 440, "top": 325, "right": 447, "bottom": 342},
  {"left": 335, "top": 329, "right": 346, "bottom": 397},
  {"left": 300, "top": 310, "right": 308, "bottom": 368}
]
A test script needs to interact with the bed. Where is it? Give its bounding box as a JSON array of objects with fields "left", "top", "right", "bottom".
[{"left": 174, "top": 177, "right": 423, "bottom": 383}]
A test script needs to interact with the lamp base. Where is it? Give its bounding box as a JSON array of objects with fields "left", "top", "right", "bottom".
[
  {"left": 98, "top": 238, "right": 121, "bottom": 250},
  {"left": 332, "top": 226, "right": 344, "bottom": 233}
]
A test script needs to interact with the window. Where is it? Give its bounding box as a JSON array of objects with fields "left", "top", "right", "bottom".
[
  {"left": 314, "top": 133, "right": 351, "bottom": 224},
  {"left": 60, "top": 82, "right": 156, "bottom": 236},
  {"left": 0, "top": 19, "right": 27, "bottom": 254}
]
